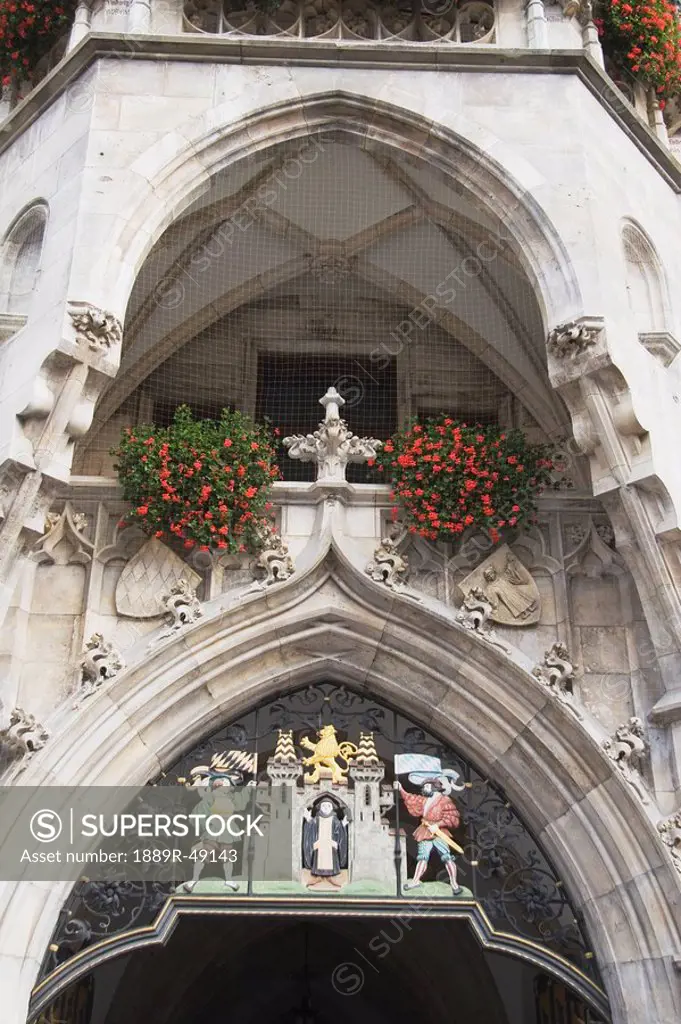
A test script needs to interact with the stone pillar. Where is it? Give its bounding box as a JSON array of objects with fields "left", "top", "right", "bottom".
[
  {"left": 648, "top": 92, "right": 669, "bottom": 146},
  {"left": 128, "top": 0, "right": 152, "bottom": 32},
  {"left": 582, "top": 15, "right": 605, "bottom": 68},
  {"left": 68, "top": 1, "right": 92, "bottom": 51},
  {"left": 526, "top": 0, "right": 549, "bottom": 48}
]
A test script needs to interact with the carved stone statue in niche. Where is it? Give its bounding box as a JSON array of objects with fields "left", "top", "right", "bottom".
[{"left": 458, "top": 544, "right": 540, "bottom": 626}]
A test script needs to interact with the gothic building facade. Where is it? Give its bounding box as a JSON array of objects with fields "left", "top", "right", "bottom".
[{"left": 1, "top": 2, "right": 681, "bottom": 1023}]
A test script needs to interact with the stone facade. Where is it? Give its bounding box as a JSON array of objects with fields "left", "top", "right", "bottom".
[{"left": 1, "top": 3, "right": 681, "bottom": 1023}]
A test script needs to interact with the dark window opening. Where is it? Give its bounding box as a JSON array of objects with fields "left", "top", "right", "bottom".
[{"left": 256, "top": 353, "right": 397, "bottom": 482}]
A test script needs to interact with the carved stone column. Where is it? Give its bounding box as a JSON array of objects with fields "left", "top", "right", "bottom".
[
  {"left": 68, "top": 1, "right": 92, "bottom": 50},
  {"left": 128, "top": 0, "right": 152, "bottom": 32},
  {"left": 0, "top": 303, "right": 122, "bottom": 585},
  {"left": 526, "top": 0, "right": 548, "bottom": 48}
]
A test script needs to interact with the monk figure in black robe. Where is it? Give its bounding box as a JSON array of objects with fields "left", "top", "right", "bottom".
[{"left": 302, "top": 799, "right": 348, "bottom": 888}]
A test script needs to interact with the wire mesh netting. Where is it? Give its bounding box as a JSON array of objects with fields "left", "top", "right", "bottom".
[{"left": 74, "top": 136, "right": 568, "bottom": 481}]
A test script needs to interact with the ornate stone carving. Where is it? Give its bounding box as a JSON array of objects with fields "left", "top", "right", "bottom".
[
  {"left": 603, "top": 716, "right": 649, "bottom": 803},
  {"left": 284, "top": 387, "right": 382, "bottom": 483},
  {"left": 307, "top": 252, "right": 354, "bottom": 284},
  {"left": 547, "top": 319, "right": 600, "bottom": 360},
  {"left": 115, "top": 537, "right": 201, "bottom": 618},
  {"left": 79, "top": 633, "right": 125, "bottom": 700},
  {"left": 366, "top": 535, "right": 408, "bottom": 589},
  {"left": 68, "top": 303, "right": 123, "bottom": 353},
  {"left": 33, "top": 503, "right": 93, "bottom": 565},
  {"left": 595, "top": 522, "right": 615, "bottom": 548},
  {"left": 0, "top": 707, "right": 49, "bottom": 767},
  {"left": 254, "top": 523, "right": 295, "bottom": 586},
  {"left": 163, "top": 578, "right": 203, "bottom": 630},
  {"left": 456, "top": 587, "right": 511, "bottom": 654},
  {"left": 657, "top": 811, "right": 681, "bottom": 874},
  {"left": 458, "top": 544, "right": 540, "bottom": 626},
  {"left": 532, "top": 642, "right": 583, "bottom": 719}
]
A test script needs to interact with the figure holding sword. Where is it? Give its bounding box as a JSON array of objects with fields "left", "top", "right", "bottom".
[{"left": 394, "top": 753, "right": 465, "bottom": 894}]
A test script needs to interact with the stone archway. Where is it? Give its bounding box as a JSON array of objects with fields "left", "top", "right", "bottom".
[{"left": 3, "top": 507, "right": 681, "bottom": 1024}]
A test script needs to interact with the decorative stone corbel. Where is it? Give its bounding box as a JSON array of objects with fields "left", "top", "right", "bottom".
[
  {"left": 547, "top": 318, "right": 601, "bottom": 360},
  {"left": 254, "top": 524, "right": 295, "bottom": 586},
  {"left": 78, "top": 633, "right": 125, "bottom": 701},
  {"left": 657, "top": 811, "right": 681, "bottom": 875},
  {"left": 0, "top": 707, "right": 49, "bottom": 769},
  {"left": 602, "top": 716, "right": 649, "bottom": 803},
  {"left": 366, "top": 535, "right": 409, "bottom": 590},
  {"left": 68, "top": 302, "right": 123, "bottom": 354},
  {"left": 162, "top": 578, "right": 203, "bottom": 630},
  {"left": 284, "top": 387, "right": 382, "bottom": 483},
  {"left": 32, "top": 503, "right": 93, "bottom": 565},
  {"left": 456, "top": 587, "right": 511, "bottom": 654},
  {"left": 532, "top": 642, "right": 583, "bottom": 719},
  {"left": 638, "top": 331, "right": 681, "bottom": 368}
]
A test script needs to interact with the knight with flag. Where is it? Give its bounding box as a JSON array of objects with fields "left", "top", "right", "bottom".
[
  {"left": 394, "top": 753, "right": 465, "bottom": 894},
  {"left": 180, "top": 749, "right": 256, "bottom": 893}
]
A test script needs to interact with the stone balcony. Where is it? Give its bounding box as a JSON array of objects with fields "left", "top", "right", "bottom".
[{"left": 0, "top": 0, "right": 676, "bottom": 150}]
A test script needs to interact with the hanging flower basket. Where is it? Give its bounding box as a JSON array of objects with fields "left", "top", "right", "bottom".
[
  {"left": 595, "top": 0, "right": 681, "bottom": 106},
  {"left": 0, "top": 1, "right": 76, "bottom": 88},
  {"left": 375, "top": 418, "right": 555, "bottom": 545},
  {"left": 112, "top": 405, "right": 281, "bottom": 555}
]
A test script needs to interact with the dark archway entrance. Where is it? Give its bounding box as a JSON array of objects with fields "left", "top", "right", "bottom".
[{"left": 42, "top": 916, "right": 604, "bottom": 1024}]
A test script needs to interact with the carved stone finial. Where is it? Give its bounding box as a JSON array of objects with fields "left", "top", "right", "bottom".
[
  {"left": 366, "top": 535, "right": 408, "bottom": 589},
  {"left": 547, "top": 319, "right": 600, "bottom": 360},
  {"left": 0, "top": 707, "right": 49, "bottom": 769},
  {"left": 254, "top": 523, "right": 295, "bottom": 586},
  {"left": 283, "top": 387, "right": 382, "bottom": 483},
  {"left": 79, "top": 633, "right": 125, "bottom": 700},
  {"left": 532, "top": 641, "right": 582, "bottom": 719},
  {"left": 657, "top": 811, "right": 681, "bottom": 875},
  {"left": 163, "top": 577, "right": 203, "bottom": 630},
  {"left": 69, "top": 303, "right": 123, "bottom": 353},
  {"left": 603, "top": 716, "right": 649, "bottom": 803},
  {"left": 456, "top": 587, "right": 511, "bottom": 654}
]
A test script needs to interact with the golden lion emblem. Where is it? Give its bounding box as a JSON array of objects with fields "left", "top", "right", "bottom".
[{"left": 299, "top": 724, "right": 358, "bottom": 785}]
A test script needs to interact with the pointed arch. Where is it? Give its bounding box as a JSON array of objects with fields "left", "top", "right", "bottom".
[{"left": 0, "top": 201, "right": 48, "bottom": 315}]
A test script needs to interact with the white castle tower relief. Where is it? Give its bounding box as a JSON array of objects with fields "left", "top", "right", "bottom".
[{"left": 266, "top": 725, "right": 403, "bottom": 894}]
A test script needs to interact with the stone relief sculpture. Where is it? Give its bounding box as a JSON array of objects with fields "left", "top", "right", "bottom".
[
  {"left": 366, "top": 534, "right": 409, "bottom": 589},
  {"left": 115, "top": 537, "right": 201, "bottom": 618},
  {"left": 547, "top": 319, "right": 601, "bottom": 360},
  {"left": 254, "top": 523, "right": 295, "bottom": 586},
  {"left": 459, "top": 544, "right": 540, "bottom": 626},
  {"left": 0, "top": 707, "right": 49, "bottom": 768},
  {"left": 602, "top": 717, "right": 649, "bottom": 803},
  {"left": 79, "top": 634, "right": 125, "bottom": 701},
  {"left": 455, "top": 587, "right": 511, "bottom": 655},
  {"left": 154, "top": 578, "right": 203, "bottom": 642},
  {"left": 657, "top": 811, "right": 681, "bottom": 875},
  {"left": 532, "top": 642, "right": 583, "bottom": 719},
  {"left": 68, "top": 303, "right": 123, "bottom": 353},
  {"left": 284, "top": 386, "right": 382, "bottom": 483}
]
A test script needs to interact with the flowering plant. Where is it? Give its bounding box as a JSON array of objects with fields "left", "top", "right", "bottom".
[
  {"left": 376, "top": 418, "right": 555, "bottom": 545},
  {"left": 112, "top": 406, "right": 280, "bottom": 554},
  {"left": 0, "top": 1, "right": 75, "bottom": 89},
  {"left": 595, "top": 0, "right": 681, "bottom": 105}
]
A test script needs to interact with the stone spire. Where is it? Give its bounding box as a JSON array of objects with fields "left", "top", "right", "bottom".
[
  {"left": 355, "top": 732, "right": 380, "bottom": 765},
  {"left": 267, "top": 729, "right": 301, "bottom": 784},
  {"left": 283, "top": 387, "right": 382, "bottom": 483},
  {"left": 272, "top": 729, "right": 298, "bottom": 764}
]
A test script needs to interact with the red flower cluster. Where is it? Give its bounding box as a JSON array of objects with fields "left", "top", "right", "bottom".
[
  {"left": 376, "top": 418, "right": 554, "bottom": 545},
  {"left": 597, "top": 0, "right": 681, "bottom": 103},
  {"left": 112, "top": 405, "right": 280, "bottom": 554},
  {"left": 0, "top": 1, "right": 75, "bottom": 88}
]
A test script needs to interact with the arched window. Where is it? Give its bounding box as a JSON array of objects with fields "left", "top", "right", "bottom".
[
  {"left": 621, "top": 221, "right": 668, "bottom": 334},
  {"left": 0, "top": 202, "right": 48, "bottom": 315}
]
